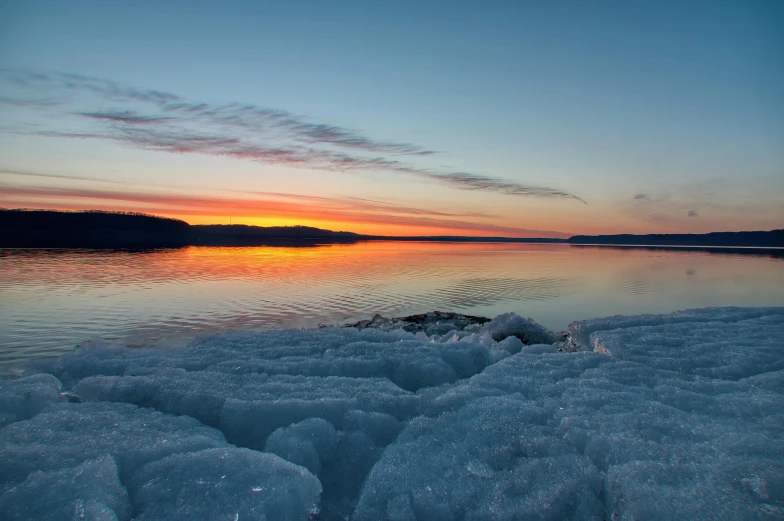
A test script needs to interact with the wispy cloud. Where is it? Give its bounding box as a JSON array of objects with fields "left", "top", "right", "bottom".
[
  {"left": 424, "top": 172, "right": 586, "bottom": 202},
  {"left": 79, "top": 111, "right": 175, "bottom": 125},
  {"left": 0, "top": 96, "right": 60, "bottom": 107},
  {"left": 687, "top": 210, "right": 699, "bottom": 217},
  {"left": 4, "top": 70, "right": 432, "bottom": 155},
  {"left": 1, "top": 69, "right": 585, "bottom": 202}
]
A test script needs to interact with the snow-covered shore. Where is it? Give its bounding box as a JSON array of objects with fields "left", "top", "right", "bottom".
[{"left": 1, "top": 307, "right": 782, "bottom": 520}]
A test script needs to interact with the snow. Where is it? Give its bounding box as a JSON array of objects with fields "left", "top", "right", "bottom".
[{"left": 1, "top": 307, "right": 782, "bottom": 520}]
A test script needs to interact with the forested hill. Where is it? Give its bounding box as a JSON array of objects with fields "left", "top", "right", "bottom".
[
  {"left": 568, "top": 230, "right": 784, "bottom": 248},
  {"left": 0, "top": 210, "right": 361, "bottom": 248},
  {"left": 189, "top": 224, "right": 361, "bottom": 246},
  {"left": 2, "top": 209, "right": 782, "bottom": 248},
  {"left": 0, "top": 210, "right": 190, "bottom": 248}
]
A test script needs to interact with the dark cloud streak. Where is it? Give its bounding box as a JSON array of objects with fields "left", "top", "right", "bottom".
[
  {"left": 2, "top": 69, "right": 585, "bottom": 203},
  {"left": 80, "top": 111, "right": 175, "bottom": 125},
  {"left": 33, "top": 127, "right": 584, "bottom": 201}
]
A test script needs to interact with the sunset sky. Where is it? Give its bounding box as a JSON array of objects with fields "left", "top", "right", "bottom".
[{"left": 1, "top": 0, "right": 782, "bottom": 237}]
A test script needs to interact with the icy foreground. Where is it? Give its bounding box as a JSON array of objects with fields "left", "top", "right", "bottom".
[{"left": 1, "top": 308, "right": 782, "bottom": 520}]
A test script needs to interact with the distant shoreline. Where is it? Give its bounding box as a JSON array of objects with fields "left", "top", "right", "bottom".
[{"left": 1, "top": 209, "right": 782, "bottom": 250}]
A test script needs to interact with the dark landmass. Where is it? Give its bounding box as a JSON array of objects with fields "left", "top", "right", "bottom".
[
  {"left": 0, "top": 209, "right": 190, "bottom": 248},
  {"left": 2, "top": 209, "right": 782, "bottom": 250},
  {"left": 190, "top": 224, "right": 362, "bottom": 246},
  {"left": 0, "top": 210, "right": 362, "bottom": 248},
  {"left": 361, "top": 235, "right": 567, "bottom": 243},
  {"left": 568, "top": 230, "right": 784, "bottom": 248},
  {"left": 570, "top": 244, "right": 784, "bottom": 259}
]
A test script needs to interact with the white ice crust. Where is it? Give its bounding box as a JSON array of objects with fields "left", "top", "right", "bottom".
[{"left": 1, "top": 307, "right": 782, "bottom": 520}]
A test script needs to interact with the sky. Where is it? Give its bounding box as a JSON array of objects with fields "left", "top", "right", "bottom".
[{"left": 0, "top": 0, "right": 782, "bottom": 237}]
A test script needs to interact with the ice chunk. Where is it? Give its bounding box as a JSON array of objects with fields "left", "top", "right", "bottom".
[
  {"left": 73, "top": 371, "right": 417, "bottom": 449},
  {"left": 129, "top": 448, "right": 321, "bottom": 521},
  {"left": 521, "top": 343, "right": 558, "bottom": 354},
  {"left": 0, "top": 401, "right": 226, "bottom": 485},
  {"left": 605, "top": 459, "right": 784, "bottom": 520},
  {"left": 354, "top": 396, "right": 605, "bottom": 521},
  {"left": 589, "top": 313, "right": 784, "bottom": 379},
  {"left": 46, "top": 327, "right": 508, "bottom": 393},
  {"left": 478, "top": 312, "right": 557, "bottom": 344},
  {"left": 0, "top": 456, "right": 131, "bottom": 521},
  {"left": 0, "top": 373, "right": 65, "bottom": 427},
  {"left": 342, "top": 409, "right": 402, "bottom": 446},
  {"left": 265, "top": 417, "right": 338, "bottom": 476},
  {"left": 265, "top": 412, "right": 404, "bottom": 520},
  {"left": 566, "top": 306, "right": 784, "bottom": 350},
  {"left": 358, "top": 307, "right": 784, "bottom": 520}
]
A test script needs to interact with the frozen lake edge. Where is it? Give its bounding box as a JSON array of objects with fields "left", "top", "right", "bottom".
[{"left": 1, "top": 307, "right": 783, "bottom": 520}]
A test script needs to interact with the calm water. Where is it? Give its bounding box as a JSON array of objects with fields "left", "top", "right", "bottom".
[{"left": 1, "top": 242, "right": 782, "bottom": 361}]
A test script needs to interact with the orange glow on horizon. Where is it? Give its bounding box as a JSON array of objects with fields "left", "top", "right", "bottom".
[
  {"left": 1, "top": 187, "right": 571, "bottom": 237},
  {"left": 154, "top": 212, "right": 561, "bottom": 237},
  {"left": 1, "top": 197, "right": 568, "bottom": 237}
]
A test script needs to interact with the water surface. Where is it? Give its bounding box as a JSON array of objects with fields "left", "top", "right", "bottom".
[{"left": 1, "top": 242, "right": 782, "bottom": 361}]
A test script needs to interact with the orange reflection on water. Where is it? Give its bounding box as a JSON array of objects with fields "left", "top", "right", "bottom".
[
  {"left": 1, "top": 242, "right": 782, "bottom": 360},
  {"left": 1, "top": 242, "right": 782, "bottom": 293}
]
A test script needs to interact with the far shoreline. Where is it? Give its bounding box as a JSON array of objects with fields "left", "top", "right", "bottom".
[{"left": 1, "top": 208, "right": 782, "bottom": 250}]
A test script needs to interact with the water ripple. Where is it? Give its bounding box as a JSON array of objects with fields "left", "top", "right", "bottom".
[{"left": 1, "top": 243, "right": 782, "bottom": 361}]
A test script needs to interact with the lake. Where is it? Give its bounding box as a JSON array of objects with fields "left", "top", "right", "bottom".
[{"left": 1, "top": 242, "right": 782, "bottom": 361}]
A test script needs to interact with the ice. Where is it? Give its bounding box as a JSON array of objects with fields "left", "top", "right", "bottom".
[
  {"left": 265, "top": 417, "right": 338, "bottom": 476},
  {"left": 129, "top": 448, "right": 321, "bottom": 521},
  {"left": 357, "top": 308, "right": 784, "bottom": 520},
  {"left": 566, "top": 306, "right": 784, "bottom": 350},
  {"left": 73, "top": 371, "right": 417, "bottom": 449},
  {"left": 2, "top": 307, "right": 782, "bottom": 520},
  {"left": 477, "top": 312, "right": 559, "bottom": 344},
  {"left": 0, "top": 456, "right": 131, "bottom": 521},
  {"left": 0, "top": 373, "right": 65, "bottom": 427},
  {"left": 588, "top": 314, "right": 784, "bottom": 379},
  {"left": 39, "top": 326, "right": 514, "bottom": 392},
  {"left": 0, "top": 401, "right": 227, "bottom": 485},
  {"left": 265, "top": 413, "right": 402, "bottom": 519},
  {"left": 0, "top": 402, "right": 322, "bottom": 520},
  {"left": 353, "top": 396, "right": 605, "bottom": 521}
]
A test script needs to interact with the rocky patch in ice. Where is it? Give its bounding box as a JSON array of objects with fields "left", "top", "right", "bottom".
[
  {"left": 1, "top": 308, "right": 782, "bottom": 520},
  {"left": 341, "top": 310, "right": 561, "bottom": 346},
  {"left": 340, "top": 311, "right": 492, "bottom": 336}
]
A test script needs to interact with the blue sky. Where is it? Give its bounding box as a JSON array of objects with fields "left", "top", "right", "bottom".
[{"left": 1, "top": 0, "right": 782, "bottom": 236}]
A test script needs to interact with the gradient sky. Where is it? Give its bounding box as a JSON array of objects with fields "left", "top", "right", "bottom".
[{"left": 1, "top": 0, "right": 782, "bottom": 237}]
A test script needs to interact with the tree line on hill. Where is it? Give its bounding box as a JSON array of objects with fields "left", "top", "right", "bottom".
[{"left": 1, "top": 209, "right": 781, "bottom": 249}]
